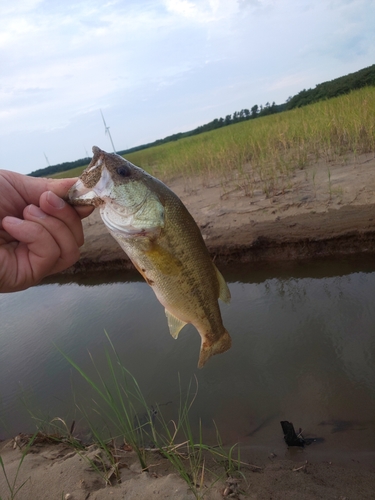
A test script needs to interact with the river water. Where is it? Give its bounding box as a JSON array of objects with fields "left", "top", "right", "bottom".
[{"left": 1, "top": 256, "right": 374, "bottom": 464}]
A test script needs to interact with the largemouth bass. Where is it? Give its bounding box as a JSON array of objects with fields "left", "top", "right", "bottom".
[{"left": 69, "top": 146, "right": 231, "bottom": 367}]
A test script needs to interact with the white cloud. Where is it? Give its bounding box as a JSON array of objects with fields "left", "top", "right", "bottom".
[
  {"left": 267, "top": 74, "right": 308, "bottom": 92},
  {"left": 0, "top": 0, "right": 43, "bottom": 16},
  {"left": 162, "top": 0, "right": 241, "bottom": 22}
]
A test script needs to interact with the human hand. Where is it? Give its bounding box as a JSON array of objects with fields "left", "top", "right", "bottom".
[{"left": 0, "top": 170, "right": 94, "bottom": 292}]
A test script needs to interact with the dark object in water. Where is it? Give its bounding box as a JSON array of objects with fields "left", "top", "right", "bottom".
[{"left": 280, "top": 421, "right": 323, "bottom": 447}]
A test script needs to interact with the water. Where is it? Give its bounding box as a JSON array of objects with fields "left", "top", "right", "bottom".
[{"left": 1, "top": 257, "right": 374, "bottom": 464}]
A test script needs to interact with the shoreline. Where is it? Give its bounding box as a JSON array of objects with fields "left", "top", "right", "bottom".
[
  {"left": 65, "top": 203, "right": 375, "bottom": 275},
  {"left": 65, "top": 152, "right": 375, "bottom": 274},
  {"left": 1, "top": 434, "right": 374, "bottom": 499}
]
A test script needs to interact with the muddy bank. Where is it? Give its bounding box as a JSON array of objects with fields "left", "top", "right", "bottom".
[
  {"left": 1, "top": 436, "right": 374, "bottom": 500},
  {"left": 66, "top": 153, "right": 375, "bottom": 273}
]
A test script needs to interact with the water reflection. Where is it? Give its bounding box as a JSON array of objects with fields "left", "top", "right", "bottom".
[{"left": 0, "top": 256, "right": 374, "bottom": 463}]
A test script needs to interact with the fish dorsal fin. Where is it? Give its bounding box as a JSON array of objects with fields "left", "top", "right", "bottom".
[
  {"left": 165, "top": 310, "right": 187, "bottom": 339},
  {"left": 214, "top": 265, "right": 231, "bottom": 303}
]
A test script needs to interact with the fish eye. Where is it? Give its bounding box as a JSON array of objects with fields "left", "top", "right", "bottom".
[{"left": 116, "top": 166, "right": 131, "bottom": 177}]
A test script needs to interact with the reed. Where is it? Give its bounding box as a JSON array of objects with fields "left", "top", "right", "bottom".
[
  {"left": 52, "top": 87, "right": 375, "bottom": 197},
  {"left": 56, "top": 333, "right": 250, "bottom": 498},
  {"left": 125, "top": 87, "right": 374, "bottom": 180},
  {"left": 1, "top": 333, "right": 260, "bottom": 498}
]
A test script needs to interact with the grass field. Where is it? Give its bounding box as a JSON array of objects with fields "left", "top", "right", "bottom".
[{"left": 52, "top": 87, "right": 375, "bottom": 196}]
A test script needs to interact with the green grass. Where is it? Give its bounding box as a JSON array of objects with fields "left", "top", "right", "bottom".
[
  {"left": 52, "top": 87, "right": 375, "bottom": 197},
  {"left": 2, "top": 334, "right": 260, "bottom": 498},
  {"left": 134, "top": 86, "right": 374, "bottom": 189},
  {"left": 51, "top": 164, "right": 90, "bottom": 179},
  {"left": 55, "top": 332, "right": 256, "bottom": 497}
]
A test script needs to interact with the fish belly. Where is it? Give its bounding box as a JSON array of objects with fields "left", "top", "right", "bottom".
[{"left": 112, "top": 231, "right": 231, "bottom": 367}]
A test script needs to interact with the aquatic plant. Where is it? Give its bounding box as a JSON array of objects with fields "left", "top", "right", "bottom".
[
  {"left": 1, "top": 332, "right": 261, "bottom": 498},
  {"left": 57, "top": 333, "right": 152, "bottom": 472},
  {"left": 56, "top": 332, "right": 257, "bottom": 498}
]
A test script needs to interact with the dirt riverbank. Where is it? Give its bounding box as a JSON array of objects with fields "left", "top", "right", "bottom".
[
  {"left": 67, "top": 152, "right": 375, "bottom": 273},
  {"left": 1, "top": 434, "right": 374, "bottom": 499}
]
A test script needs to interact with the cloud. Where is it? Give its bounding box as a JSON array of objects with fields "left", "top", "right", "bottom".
[
  {"left": 162, "top": 0, "right": 242, "bottom": 22},
  {"left": 267, "top": 74, "right": 308, "bottom": 92},
  {"left": 0, "top": 0, "right": 43, "bottom": 17}
]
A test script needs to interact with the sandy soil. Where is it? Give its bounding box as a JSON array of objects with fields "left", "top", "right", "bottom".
[
  {"left": 1, "top": 433, "right": 374, "bottom": 499},
  {"left": 68, "top": 152, "right": 375, "bottom": 273},
  {"left": 1, "top": 153, "right": 375, "bottom": 499}
]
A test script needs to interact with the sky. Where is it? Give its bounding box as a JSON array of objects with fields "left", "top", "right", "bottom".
[{"left": 1, "top": 0, "right": 374, "bottom": 175}]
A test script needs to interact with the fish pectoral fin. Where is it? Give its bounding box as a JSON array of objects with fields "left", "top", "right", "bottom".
[
  {"left": 214, "top": 265, "right": 231, "bottom": 303},
  {"left": 165, "top": 310, "right": 187, "bottom": 339}
]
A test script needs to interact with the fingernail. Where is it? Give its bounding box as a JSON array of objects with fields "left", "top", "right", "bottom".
[
  {"left": 4, "top": 216, "right": 23, "bottom": 225},
  {"left": 47, "top": 191, "right": 65, "bottom": 209},
  {"left": 28, "top": 205, "right": 47, "bottom": 218}
]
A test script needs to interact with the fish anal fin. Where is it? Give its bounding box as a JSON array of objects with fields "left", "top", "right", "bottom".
[
  {"left": 165, "top": 310, "right": 187, "bottom": 339},
  {"left": 198, "top": 328, "right": 232, "bottom": 368},
  {"left": 214, "top": 265, "right": 231, "bottom": 303}
]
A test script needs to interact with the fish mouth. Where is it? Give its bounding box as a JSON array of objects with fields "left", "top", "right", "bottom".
[
  {"left": 68, "top": 179, "right": 102, "bottom": 206},
  {"left": 68, "top": 167, "right": 113, "bottom": 206}
]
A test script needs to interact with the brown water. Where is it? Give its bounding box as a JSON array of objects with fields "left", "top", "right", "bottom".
[{"left": 1, "top": 256, "right": 374, "bottom": 464}]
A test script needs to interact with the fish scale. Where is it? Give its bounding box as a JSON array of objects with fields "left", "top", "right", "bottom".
[{"left": 69, "top": 146, "right": 231, "bottom": 367}]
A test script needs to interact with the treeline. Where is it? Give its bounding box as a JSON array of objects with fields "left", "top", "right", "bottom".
[
  {"left": 29, "top": 64, "right": 375, "bottom": 177},
  {"left": 116, "top": 102, "right": 286, "bottom": 156},
  {"left": 286, "top": 63, "right": 375, "bottom": 109},
  {"left": 182, "top": 101, "right": 286, "bottom": 134},
  {"left": 29, "top": 156, "right": 91, "bottom": 177},
  {"left": 29, "top": 102, "right": 285, "bottom": 177}
]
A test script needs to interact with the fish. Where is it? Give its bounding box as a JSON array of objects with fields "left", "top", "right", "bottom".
[{"left": 68, "top": 146, "right": 231, "bottom": 367}]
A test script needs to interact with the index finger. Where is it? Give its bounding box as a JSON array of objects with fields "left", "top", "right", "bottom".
[{"left": 0, "top": 170, "right": 79, "bottom": 207}]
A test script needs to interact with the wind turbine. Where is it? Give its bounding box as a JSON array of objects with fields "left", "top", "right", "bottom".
[
  {"left": 100, "top": 109, "right": 116, "bottom": 153},
  {"left": 43, "top": 152, "right": 51, "bottom": 167}
]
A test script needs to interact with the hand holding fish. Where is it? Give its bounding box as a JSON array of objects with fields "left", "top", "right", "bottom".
[{"left": 0, "top": 170, "right": 93, "bottom": 293}]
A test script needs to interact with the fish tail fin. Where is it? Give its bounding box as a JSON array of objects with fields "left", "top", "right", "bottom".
[{"left": 198, "top": 329, "right": 231, "bottom": 369}]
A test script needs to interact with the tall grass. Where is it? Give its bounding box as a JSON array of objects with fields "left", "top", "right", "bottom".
[
  {"left": 51, "top": 164, "right": 90, "bottom": 179},
  {"left": 1, "top": 335, "right": 259, "bottom": 497},
  {"left": 54, "top": 333, "right": 256, "bottom": 497},
  {"left": 126, "top": 87, "right": 374, "bottom": 173},
  {"left": 54, "top": 87, "right": 375, "bottom": 196},
  {"left": 57, "top": 335, "right": 153, "bottom": 471}
]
